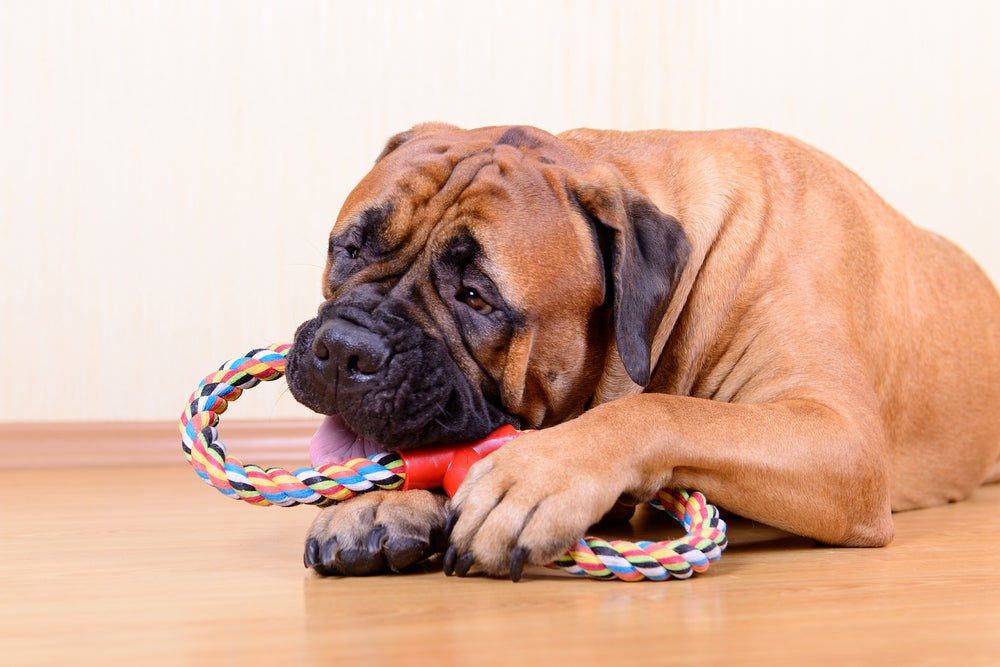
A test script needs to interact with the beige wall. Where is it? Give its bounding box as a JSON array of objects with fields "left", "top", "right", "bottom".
[{"left": 2, "top": 0, "right": 998, "bottom": 423}]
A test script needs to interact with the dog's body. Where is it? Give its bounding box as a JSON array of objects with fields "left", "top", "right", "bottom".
[{"left": 287, "top": 124, "right": 1000, "bottom": 578}]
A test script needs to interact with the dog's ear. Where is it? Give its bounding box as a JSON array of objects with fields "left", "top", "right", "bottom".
[
  {"left": 375, "top": 123, "right": 460, "bottom": 163},
  {"left": 571, "top": 167, "right": 691, "bottom": 386},
  {"left": 375, "top": 131, "right": 413, "bottom": 163}
]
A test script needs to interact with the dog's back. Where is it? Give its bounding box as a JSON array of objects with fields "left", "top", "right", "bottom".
[{"left": 565, "top": 126, "right": 1000, "bottom": 508}]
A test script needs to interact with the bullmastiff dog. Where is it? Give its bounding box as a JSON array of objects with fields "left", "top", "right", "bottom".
[{"left": 286, "top": 123, "right": 1000, "bottom": 580}]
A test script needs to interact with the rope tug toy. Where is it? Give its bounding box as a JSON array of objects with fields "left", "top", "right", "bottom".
[{"left": 180, "top": 344, "right": 728, "bottom": 581}]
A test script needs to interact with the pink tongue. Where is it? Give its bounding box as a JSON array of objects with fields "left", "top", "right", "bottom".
[{"left": 309, "top": 415, "right": 386, "bottom": 466}]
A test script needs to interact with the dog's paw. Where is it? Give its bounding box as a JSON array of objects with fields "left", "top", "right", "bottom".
[
  {"left": 303, "top": 489, "right": 448, "bottom": 576},
  {"left": 444, "top": 427, "right": 638, "bottom": 580}
]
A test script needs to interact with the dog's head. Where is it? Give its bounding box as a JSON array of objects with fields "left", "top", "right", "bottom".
[{"left": 285, "top": 124, "right": 690, "bottom": 452}]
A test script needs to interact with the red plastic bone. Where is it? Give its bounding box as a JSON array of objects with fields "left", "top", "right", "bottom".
[{"left": 398, "top": 424, "right": 524, "bottom": 496}]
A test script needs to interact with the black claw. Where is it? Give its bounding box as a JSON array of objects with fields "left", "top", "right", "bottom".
[
  {"left": 338, "top": 547, "right": 387, "bottom": 576},
  {"left": 320, "top": 537, "right": 339, "bottom": 568},
  {"left": 444, "top": 510, "right": 459, "bottom": 539},
  {"left": 304, "top": 537, "right": 320, "bottom": 568},
  {"left": 455, "top": 552, "right": 475, "bottom": 577},
  {"left": 443, "top": 545, "right": 457, "bottom": 576},
  {"left": 366, "top": 525, "right": 388, "bottom": 554},
  {"left": 510, "top": 546, "right": 528, "bottom": 583},
  {"left": 385, "top": 537, "right": 430, "bottom": 573}
]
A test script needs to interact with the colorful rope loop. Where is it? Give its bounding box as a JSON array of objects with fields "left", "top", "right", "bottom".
[
  {"left": 549, "top": 489, "right": 728, "bottom": 581},
  {"left": 180, "top": 344, "right": 728, "bottom": 580},
  {"left": 179, "top": 344, "right": 405, "bottom": 507}
]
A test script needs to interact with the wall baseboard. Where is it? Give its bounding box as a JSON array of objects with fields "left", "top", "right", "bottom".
[{"left": 0, "top": 419, "right": 321, "bottom": 469}]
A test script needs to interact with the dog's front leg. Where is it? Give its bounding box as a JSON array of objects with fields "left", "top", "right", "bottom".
[{"left": 445, "top": 393, "right": 894, "bottom": 578}]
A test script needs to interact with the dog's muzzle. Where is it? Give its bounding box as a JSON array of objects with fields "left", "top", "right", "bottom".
[{"left": 285, "top": 291, "right": 512, "bottom": 449}]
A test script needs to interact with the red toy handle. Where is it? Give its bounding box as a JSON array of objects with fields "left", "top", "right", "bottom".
[{"left": 398, "top": 424, "right": 525, "bottom": 496}]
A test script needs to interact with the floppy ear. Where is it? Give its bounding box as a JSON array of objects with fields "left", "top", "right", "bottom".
[
  {"left": 572, "top": 168, "right": 691, "bottom": 386},
  {"left": 375, "top": 122, "right": 461, "bottom": 163}
]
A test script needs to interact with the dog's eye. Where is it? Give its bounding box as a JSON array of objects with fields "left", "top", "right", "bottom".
[
  {"left": 457, "top": 287, "right": 493, "bottom": 314},
  {"left": 328, "top": 236, "right": 361, "bottom": 261}
]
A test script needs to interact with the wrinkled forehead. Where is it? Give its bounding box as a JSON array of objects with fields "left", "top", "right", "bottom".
[
  {"left": 340, "top": 127, "right": 570, "bottom": 215},
  {"left": 331, "top": 127, "right": 603, "bottom": 307}
]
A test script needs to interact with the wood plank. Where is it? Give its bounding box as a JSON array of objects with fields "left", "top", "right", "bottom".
[{"left": 0, "top": 463, "right": 997, "bottom": 665}]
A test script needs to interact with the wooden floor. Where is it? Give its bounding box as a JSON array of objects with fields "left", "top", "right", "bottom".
[{"left": 1, "top": 463, "right": 998, "bottom": 666}]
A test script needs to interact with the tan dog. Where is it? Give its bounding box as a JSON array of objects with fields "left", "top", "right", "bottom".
[{"left": 286, "top": 124, "right": 1000, "bottom": 579}]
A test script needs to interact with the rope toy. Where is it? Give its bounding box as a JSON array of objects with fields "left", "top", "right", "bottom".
[{"left": 180, "top": 344, "right": 728, "bottom": 580}]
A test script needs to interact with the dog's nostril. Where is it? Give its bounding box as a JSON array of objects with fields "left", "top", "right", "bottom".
[
  {"left": 346, "top": 354, "right": 361, "bottom": 374},
  {"left": 351, "top": 350, "right": 386, "bottom": 375},
  {"left": 313, "top": 336, "right": 330, "bottom": 361}
]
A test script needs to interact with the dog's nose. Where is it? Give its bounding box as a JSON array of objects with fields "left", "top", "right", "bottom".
[{"left": 313, "top": 318, "right": 390, "bottom": 377}]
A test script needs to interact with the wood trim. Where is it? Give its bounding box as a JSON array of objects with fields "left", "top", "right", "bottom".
[{"left": 0, "top": 419, "right": 322, "bottom": 469}]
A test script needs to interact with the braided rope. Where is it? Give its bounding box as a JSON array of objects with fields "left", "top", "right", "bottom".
[
  {"left": 179, "top": 344, "right": 405, "bottom": 507},
  {"left": 180, "top": 344, "right": 727, "bottom": 579},
  {"left": 550, "top": 489, "right": 728, "bottom": 580}
]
